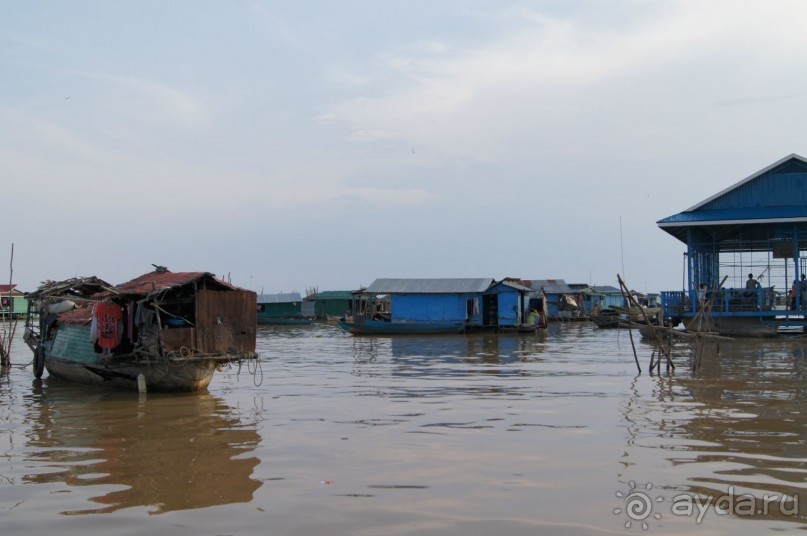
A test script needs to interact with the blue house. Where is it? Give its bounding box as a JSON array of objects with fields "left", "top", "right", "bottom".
[
  {"left": 523, "top": 279, "right": 579, "bottom": 321},
  {"left": 592, "top": 285, "right": 627, "bottom": 310},
  {"left": 483, "top": 278, "right": 545, "bottom": 330},
  {"left": 339, "top": 278, "right": 494, "bottom": 334},
  {"left": 657, "top": 153, "right": 807, "bottom": 336}
]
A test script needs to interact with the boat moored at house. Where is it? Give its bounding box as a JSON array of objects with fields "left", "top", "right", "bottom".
[{"left": 23, "top": 268, "right": 258, "bottom": 392}]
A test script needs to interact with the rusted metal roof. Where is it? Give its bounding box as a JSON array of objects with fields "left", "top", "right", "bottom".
[
  {"left": 365, "top": 278, "right": 494, "bottom": 294},
  {"left": 114, "top": 270, "right": 237, "bottom": 296}
]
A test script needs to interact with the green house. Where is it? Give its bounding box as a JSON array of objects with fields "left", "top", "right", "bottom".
[
  {"left": 304, "top": 290, "right": 354, "bottom": 320},
  {"left": 0, "top": 285, "right": 29, "bottom": 317}
]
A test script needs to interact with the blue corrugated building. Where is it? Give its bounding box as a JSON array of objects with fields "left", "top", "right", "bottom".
[
  {"left": 523, "top": 279, "right": 578, "bottom": 321},
  {"left": 364, "top": 278, "right": 493, "bottom": 326},
  {"left": 484, "top": 278, "right": 543, "bottom": 328},
  {"left": 658, "top": 153, "right": 807, "bottom": 335}
]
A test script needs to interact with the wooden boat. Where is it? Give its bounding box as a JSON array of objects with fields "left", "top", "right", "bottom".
[
  {"left": 610, "top": 305, "right": 661, "bottom": 321},
  {"left": 591, "top": 313, "right": 622, "bottom": 329},
  {"left": 337, "top": 317, "right": 466, "bottom": 335},
  {"left": 685, "top": 315, "right": 779, "bottom": 338},
  {"left": 23, "top": 269, "right": 258, "bottom": 392}
]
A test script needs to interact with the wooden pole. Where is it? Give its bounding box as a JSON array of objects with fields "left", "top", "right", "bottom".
[
  {"left": 617, "top": 274, "right": 675, "bottom": 372},
  {"left": 615, "top": 274, "right": 641, "bottom": 373},
  {"left": 1, "top": 243, "right": 15, "bottom": 368}
]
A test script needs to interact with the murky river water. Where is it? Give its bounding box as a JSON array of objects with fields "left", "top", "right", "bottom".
[{"left": 2, "top": 322, "right": 807, "bottom": 534}]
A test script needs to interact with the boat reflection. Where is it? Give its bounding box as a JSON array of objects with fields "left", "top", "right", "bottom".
[{"left": 22, "top": 380, "right": 261, "bottom": 515}]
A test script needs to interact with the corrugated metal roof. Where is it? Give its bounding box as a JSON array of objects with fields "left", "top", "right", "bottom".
[
  {"left": 115, "top": 270, "right": 235, "bottom": 296},
  {"left": 592, "top": 285, "right": 622, "bottom": 294},
  {"left": 523, "top": 279, "right": 573, "bottom": 294},
  {"left": 257, "top": 292, "right": 302, "bottom": 304},
  {"left": 657, "top": 154, "right": 807, "bottom": 243},
  {"left": 489, "top": 280, "right": 534, "bottom": 293},
  {"left": 307, "top": 290, "right": 353, "bottom": 301},
  {"left": 0, "top": 284, "right": 17, "bottom": 293},
  {"left": 686, "top": 153, "right": 807, "bottom": 212},
  {"left": 366, "top": 278, "right": 494, "bottom": 294}
]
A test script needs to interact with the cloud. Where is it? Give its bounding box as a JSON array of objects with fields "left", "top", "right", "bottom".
[
  {"left": 324, "top": 1, "right": 807, "bottom": 163},
  {"left": 62, "top": 69, "right": 207, "bottom": 126}
]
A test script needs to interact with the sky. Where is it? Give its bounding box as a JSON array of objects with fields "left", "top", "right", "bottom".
[{"left": 3, "top": 0, "right": 807, "bottom": 295}]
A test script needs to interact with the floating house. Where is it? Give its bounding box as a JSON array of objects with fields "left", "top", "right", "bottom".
[
  {"left": 523, "top": 279, "right": 580, "bottom": 321},
  {"left": 337, "top": 278, "right": 547, "bottom": 335},
  {"left": 0, "top": 284, "right": 28, "bottom": 317},
  {"left": 256, "top": 292, "right": 313, "bottom": 325},
  {"left": 568, "top": 284, "right": 605, "bottom": 316},
  {"left": 483, "top": 278, "right": 545, "bottom": 330},
  {"left": 304, "top": 290, "right": 353, "bottom": 320},
  {"left": 592, "top": 285, "right": 626, "bottom": 311},
  {"left": 657, "top": 153, "right": 807, "bottom": 336},
  {"left": 338, "top": 278, "right": 494, "bottom": 334}
]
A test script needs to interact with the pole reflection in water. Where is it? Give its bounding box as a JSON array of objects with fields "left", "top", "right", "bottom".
[{"left": 21, "top": 381, "right": 261, "bottom": 515}]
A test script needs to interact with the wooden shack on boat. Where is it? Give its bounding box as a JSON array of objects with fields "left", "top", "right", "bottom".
[
  {"left": 657, "top": 153, "right": 807, "bottom": 336},
  {"left": 256, "top": 292, "right": 313, "bottom": 325}
]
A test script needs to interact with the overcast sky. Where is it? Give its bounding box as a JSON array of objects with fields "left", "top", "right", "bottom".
[{"left": 3, "top": 1, "right": 807, "bottom": 294}]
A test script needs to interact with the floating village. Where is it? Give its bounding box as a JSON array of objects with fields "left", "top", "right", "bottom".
[{"left": 2, "top": 153, "right": 807, "bottom": 392}]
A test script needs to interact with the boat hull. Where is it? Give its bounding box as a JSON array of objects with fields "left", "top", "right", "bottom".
[
  {"left": 337, "top": 319, "right": 465, "bottom": 335},
  {"left": 685, "top": 316, "right": 779, "bottom": 337},
  {"left": 43, "top": 356, "right": 220, "bottom": 392},
  {"left": 257, "top": 316, "right": 314, "bottom": 325},
  {"left": 42, "top": 323, "right": 253, "bottom": 392}
]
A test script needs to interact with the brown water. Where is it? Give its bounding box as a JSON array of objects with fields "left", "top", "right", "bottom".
[{"left": 2, "top": 322, "right": 807, "bottom": 534}]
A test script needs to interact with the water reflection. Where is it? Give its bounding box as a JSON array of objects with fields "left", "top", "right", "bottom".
[
  {"left": 350, "top": 333, "right": 547, "bottom": 367},
  {"left": 623, "top": 337, "right": 807, "bottom": 523},
  {"left": 21, "top": 381, "right": 261, "bottom": 515}
]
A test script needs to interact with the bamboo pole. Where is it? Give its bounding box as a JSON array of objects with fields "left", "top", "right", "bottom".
[
  {"left": 617, "top": 274, "right": 675, "bottom": 372},
  {"left": 615, "top": 275, "right": 641, "bottom": 373},
  {"left": 1, "top": 244, "right": 15, "bottom": 368}
]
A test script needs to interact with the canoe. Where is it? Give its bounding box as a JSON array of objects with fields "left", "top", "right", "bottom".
[{"left": 337, "top": 318, "right": 465, "bottom": 335}]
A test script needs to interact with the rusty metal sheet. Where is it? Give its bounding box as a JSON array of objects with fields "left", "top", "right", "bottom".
[{"left": 196, "top": 288, "right": 257, "bottom": 353}]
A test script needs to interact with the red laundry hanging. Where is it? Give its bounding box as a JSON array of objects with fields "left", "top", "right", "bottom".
[{"left": 96, "top": 302, "right": 122, "bottom": 350}]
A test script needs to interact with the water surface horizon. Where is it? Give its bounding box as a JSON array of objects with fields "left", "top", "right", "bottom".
[{"left": 2, "top": 322, "right": 806, "bottom": 534}]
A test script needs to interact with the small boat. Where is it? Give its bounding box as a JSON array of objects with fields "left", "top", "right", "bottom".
[
  {"left": 257, "top": 315, "right": 314, "bottom": 326},
  {"left": 685, "top": 315, "right": 779, "bottom": 337},
  {"left": 337, "top": 317, "right": 466, "bottom": 335},
  {"left": 23, "top": 269, "right": 258, "bottom": 392},
  {"left": 610, "top": 305, "right": 661, "bottom": 322}
]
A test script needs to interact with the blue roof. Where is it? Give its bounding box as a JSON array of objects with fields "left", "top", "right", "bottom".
[{"left": 658, "top": 154, "right": 807, "bottom": 242}]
